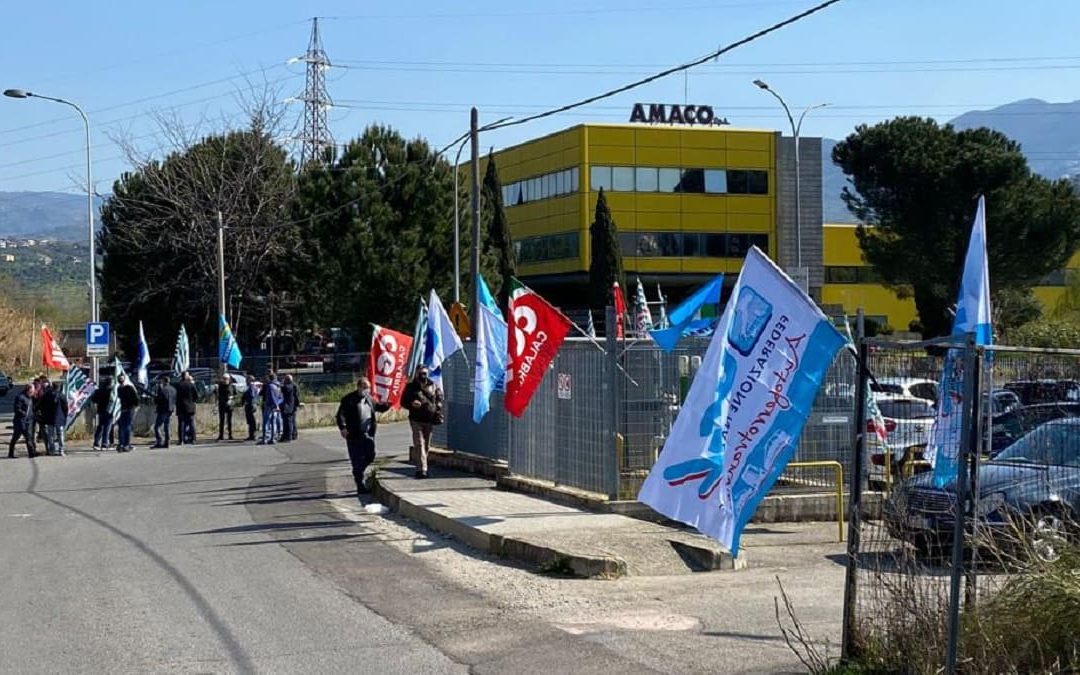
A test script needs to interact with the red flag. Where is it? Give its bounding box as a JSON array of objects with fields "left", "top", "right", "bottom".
[
  {"left": 506, "top": 280, "right": 573, "bottom": 417},
  {"left": 612, "top": 282, "right": 627, "bottom": 339},
  {"left": 368, "top": 325, "right": 413, "bottom": 408},
  {"left": 41, "top": 324, "right": 70, "bottom": 370}
]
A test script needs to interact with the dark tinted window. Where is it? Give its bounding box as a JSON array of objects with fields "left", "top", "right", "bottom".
[
  {"left": 727, "top": 170, "right": 768, "bottom": 195},
  {"left": 878, "top": 399, "right": 935, "bottom": 419},
  {"left": 675, "top": 169, "right": 705, "bottom": 193},
  {"left": 871, "top": 383, "right": 904, "bottom": 395}
]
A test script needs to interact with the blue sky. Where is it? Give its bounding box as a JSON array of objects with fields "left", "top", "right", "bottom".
[{"left": 2, "top": 0, "right": 1080, "bottom": 194}]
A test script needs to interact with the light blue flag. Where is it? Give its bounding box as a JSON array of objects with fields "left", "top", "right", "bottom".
[
  {"left": 473, "top": 275, "right": 509, "bottom": 423},
  {"left": 929, "top": 196, "right": 992, "bottom": 487},
  {"left": 219, "top": 315, "right": 242, "bottom": 369},
  {"left": 405, "top": 299, "right": 428, "bottom": 380},
  {"left": 638, "top": 247, "right": 844, "bottom": 554},
  {"left": 172, "top": 324, "right": 190, "bottom": 376},
  {"left": 424, "top": 289, "right": 464, "bottom": 389},
  {"left": 649, "top": 275, "right": 724, "bottom": 352},
  {"left": 478, "top": 275, "right": 498, "bottom": 313},
  {"left": 136, "top": 320, "right": 150, "bottom": 388}
]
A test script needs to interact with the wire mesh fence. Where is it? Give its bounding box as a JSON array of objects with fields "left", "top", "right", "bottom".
[{"left": 844, "top": 340, "right": 1080, "bottom": 673}]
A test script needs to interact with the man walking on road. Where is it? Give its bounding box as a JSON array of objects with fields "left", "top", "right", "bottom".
[
  {"left": 280, "top": 374, "right": 299, "bottom": 442},
  {"left": 152, "top": 375, "right": 176, "bottom": 449},
  {"left": 175, "top": 372, "right": 198, "bottom": 446},
  {"left": 242, "top": 374, "right": 259, "bottom": 441},
  {"left": 8, "top": 384, "right": 37, "bottom": 458},
  {"left": 117, "top": 374, "right": 139, "bottom": 452},
  {"left": 336, "top": 376, "right": 390, "bottom": 498},
  {"left": 402, "top": 367, "right": 443, "bottom": 479}
]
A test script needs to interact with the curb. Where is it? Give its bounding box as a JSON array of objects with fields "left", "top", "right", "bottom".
[{"left": 372, "top": 477, "right": 628, "bottom": 579}]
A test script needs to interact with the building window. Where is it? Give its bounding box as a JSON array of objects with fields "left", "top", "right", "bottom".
[
  {"left": 616, "top": 232, "right": 767, "bottom": 258},
  {"left": 591, "top": 166, "right": 612, "bottom": 192},
  {"left": 514, "top": 232, "right": 580, "bottom": 264},
  {"left": 658, "top": 168, "right": 681, "bottom": 193},
  {"left": 675, "top": 169, "right": 705, "bottom": 193},
  {"left": 612, "top": 166, "right": 635, "bottom": 192},
  {"left": 620, "top": 232, "right": 681, "bottom": 257},
  {"left": 704, "top": 169, "right": 727, "bottom": 194},
  {"left": 682, "top": 233, "right": 701, "bottom": 257},
  {"left": 825, "top": 266, "right": 880, "bottom": 284},
  {"left": 556, "top": 170, "right": 566, "bottom": 195},
  {"left": 570, "top": 167, "right": 580, "bottom": 192},
  {"left": 635, "top": 167, "right": 658, "bottom": 192},
  {"left": 727, "top": 170, "right": 769, "bottom": 195}
]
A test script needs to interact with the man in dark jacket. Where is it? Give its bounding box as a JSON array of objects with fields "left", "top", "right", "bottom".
[
  {"left": 37, "top": 382, "right": 59, "bottom": 456},
  {"left": 152, "top": 375, "right": 176, "bottom": 449},
  {"left": 49, "top": 380, "right": 69, "bottom": 457},
  {"left": 215, "top": 374, "right": 234, "bottom": 442},
  {"left": 91, "top": 378, "right": 114, "bottom": 451},
  {"left": 117, "top": 374, "right": 139, "bottom": 452},
  {"left": 241, "top": 374, "right": 259, "bottom": 441},
  {"left": 280, "top": 374, "right": 300, "bottom": 443},
  {"left": 32, "top": 375, "right": 47, "bottom": 449},
  {"left": 174, "top": 372, "right": 198, "bottom": 445},
  {"left": 8, "top": 384, "right": 37, "bottom": 458},
  {"left": 336, "top": 377, "right": 390, "bottom": 498},
  {"left": 401, "top": 367, "right": 443, "bottom": 479}
]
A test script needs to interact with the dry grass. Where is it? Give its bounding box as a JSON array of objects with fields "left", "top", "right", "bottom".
[{"left": 0, "top": 297, "right": 38, "bottom": 376}]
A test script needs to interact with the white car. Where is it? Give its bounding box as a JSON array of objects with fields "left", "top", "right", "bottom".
[
  {"left": 871, "top": 377, "right": 938, "bottom": 403},
  {"left": 867, "top": 394, "right": 936, "bottom": 488}
]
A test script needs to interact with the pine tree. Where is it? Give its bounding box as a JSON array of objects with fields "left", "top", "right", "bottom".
[
  {"left": 482, "top": 151, "right": 516, "bottom": 308},
  {"left": 588, "top": 188, "right": 624, "bottom": 316}
]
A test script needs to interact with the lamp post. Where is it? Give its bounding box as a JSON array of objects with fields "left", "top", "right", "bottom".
[
  {"left": 4, "top": 88, "right": 98, "bottom": 371},
  {"left": 752, "top": 80, "right": 828, "bottom": 292}
]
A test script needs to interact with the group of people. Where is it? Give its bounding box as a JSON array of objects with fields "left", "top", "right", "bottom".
[{"left": 8, "top": 375, "right": 69, "bottom": 458}]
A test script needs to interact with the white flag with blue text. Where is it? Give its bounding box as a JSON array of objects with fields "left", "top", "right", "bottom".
[
  {"left": 424, "top": 289, "right": 464, "bottom": 389},
  {"left": 927, "top": 196, "right": 992, "bottom": 486},
  {"left": 638, "top": 247, "right": 845, "bottom": 554}
]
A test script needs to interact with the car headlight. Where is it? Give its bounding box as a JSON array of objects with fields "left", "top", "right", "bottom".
[{"left": 976, "top": 492, "right": 1007, "bottom": 517}]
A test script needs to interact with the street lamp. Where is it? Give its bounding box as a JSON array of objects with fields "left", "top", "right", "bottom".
[
  {"left": 752, "top": 80, "right": 828, "bottom": 292},
  {"left": 4, "top": 88, "right": 98, "bottom": 371}
]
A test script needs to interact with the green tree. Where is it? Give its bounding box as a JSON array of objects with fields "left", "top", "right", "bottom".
[
  {"left": 1006, "top": 318, "right": 1080, "bottom": 349},
  {"left": 296, "top": 125, "right": 458, "bottom": 338},
  {"left": 482, "top": 151, "right": 516, "bottom": 307},
  {"left": 833, "top": 116, "right": 1080, "bottom": 338},
  {"left": 99, "top": 119, "right": 302, "bottom": 355},
  {"left": 588, "top": 189, "right": 624, "bottom": 316}
]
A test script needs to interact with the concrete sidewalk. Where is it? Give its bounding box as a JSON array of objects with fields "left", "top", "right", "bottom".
[{"left": 371, "top": 456, "right": 744, "bottom": 579}]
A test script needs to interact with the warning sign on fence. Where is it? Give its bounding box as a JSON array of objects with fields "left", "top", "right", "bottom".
[{"left": 557, "top": 373, "right": 572, "bottom": 400}]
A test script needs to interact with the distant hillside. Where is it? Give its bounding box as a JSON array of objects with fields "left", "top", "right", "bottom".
[
  {"left": 823, "top": 98, "right": 1080, "bottom": 224},
  {"left": 0, "top": 191, "right": 104, "bottom": 239}
]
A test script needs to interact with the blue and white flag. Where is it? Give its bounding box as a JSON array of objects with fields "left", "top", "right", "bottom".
[
  {"left": 656, "top": 284, "right": 669, "bottom": 329},
  {"left": 405, "top": 298, "right": 428, "bottom": 381},
  {"left": 108, "top": 357, "right": 127, "bottom": 422},
  {"left": 928, "top": 196, "right": 992, "bottom": 486},
  {"left": 136, "top": 320, "right": 150, "bottom": 388},
  {"left": 638, "top": 248, "right": 845, "bottom": 554},
  {"left": 473, "top": 275, "right": 509, "bottom": 423},
  {"left": 172, "top": 324, "right": 190, "bottom": 376},
  {"left": 219, "top": 314, "right": 242, "bottom": 369},
  {"left": 424, "top": 289, "right": 464, "bottom": 388},
  {"left": 648, "top": 275, "right": 724, "bottom": 352},
  {"left": 586, "top": 310, "right": 596, "bottom": 339}
]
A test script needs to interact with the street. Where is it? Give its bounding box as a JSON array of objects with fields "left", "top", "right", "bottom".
[{"left": 0, "top": 420, "right": 846, "bottom": 674}]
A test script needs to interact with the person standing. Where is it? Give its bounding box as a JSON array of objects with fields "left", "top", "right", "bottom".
[
  {"left": 280, "top": 374, "right": 299, "bottom": 443},
  {"left": 38, "top": 381, "right": 59, "bottom": 456},
  {"left": 175, "top": 372, "right": 198, "bottom": 446},
  {"left": 215, "top": 374, "right": 234, "bottom": 442},
  {"left": 336, "top": 377, "right": 390, "bottom": 498},
  {"left": 8, "top": 384, "right": 37, "bottom": 458},
  {"left": 401, "top": 366, "right": 443, "bottom": 479},
  {"left": 258, "top": 372, "right": 283, "bottom": 445},
  {"left": 91, "top": 377, "right": 115, "bottom": 451},
  {"left": 49, "top": 380, "right": 68, "bottom": 457},
  {"left": 31, "top": 375, "right": 47, "bottom": 450},
  {"left": 152, "top": 375, "right": 176, "bottom": 449},
  {"left": 242, "top": 374, "right": 259, "bottom": 441},
  {"left": 117, "top": 374, "right": 139, "bottom": 452}
]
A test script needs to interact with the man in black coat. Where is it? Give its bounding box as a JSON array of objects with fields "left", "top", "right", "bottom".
[
  {"left": 91, "top": 378, "right": 114, "bottom": 451},
  {"left": 280, "top": 374, "right": 300, "bottom": 443},
  {"left": 37, "top": 382, "right": 59, "bottom": 456},
  {"left": 336, "top": 377, "right": 390, "bottom": 498},
  {"left": 174, "top": 372, "right": 198, "bottom": 446},
  {"left": 8, "top": 384, "right": 37, "bottom": 458},
  {"left": 241, "top": 374, "right": 259, "bottom": 441},
  {"left": 117, "top": 374, "right": 140, "bottom": 452},
  {"left": 152, "top": 375, "right": 177, "bottom": 449},
  {"left": 215, "top": 374, "right": 234, "bottom": 442}
]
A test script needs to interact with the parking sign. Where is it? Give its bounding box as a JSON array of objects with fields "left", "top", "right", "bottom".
[{"left": 86, "top": 321, "right": 110, "bottom": 357}]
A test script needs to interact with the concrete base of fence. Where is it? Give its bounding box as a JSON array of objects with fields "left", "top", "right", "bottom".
[{"left": 427, "top": 448, "right": 509, "bottom": 480}]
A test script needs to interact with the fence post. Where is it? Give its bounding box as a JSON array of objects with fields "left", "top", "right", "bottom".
[
  {"left": 965, "top": 345, "right": 986, "bottom": 608},
  {"left": 945, "top": 333, "right": 979, "bottom": 674},
  {"left": 605, "top": 305, "right": 620, "bottom": 500},
  {"left": 841, "top": 309, "right": 869, "bottom": 661}
]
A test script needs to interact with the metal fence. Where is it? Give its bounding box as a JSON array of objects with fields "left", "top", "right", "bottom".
[
  {"left": 436, "top": 327, "right": 860, "bottom": 501},
  {"left": 843, "top": 339, "right": 1080, "bottom": 673}
]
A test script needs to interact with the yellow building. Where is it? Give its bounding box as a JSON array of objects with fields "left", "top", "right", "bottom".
[{"left": 491, "top": 121, "right": 820, "bottom": 308}]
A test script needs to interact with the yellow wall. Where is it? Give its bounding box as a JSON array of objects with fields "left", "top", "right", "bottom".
[{"left": 822, "top": 224, "right": 918, "bottom": 330}]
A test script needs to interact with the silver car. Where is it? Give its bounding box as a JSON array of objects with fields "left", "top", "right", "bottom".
[{"left": 874, "top": 394, "right": 936, "bottom": 460}]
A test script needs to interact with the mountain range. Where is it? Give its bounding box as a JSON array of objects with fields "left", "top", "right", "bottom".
[{"left": 2, "top": 98, "right": 1079, "bottom": 235}]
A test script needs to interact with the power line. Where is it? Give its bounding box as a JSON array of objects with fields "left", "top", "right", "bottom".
[
  {"left": 321, "top": 1, "right": 805, "bottom": 20},
  {"left": 334, "top": 62, "right": 1080, "bottom": 76}
]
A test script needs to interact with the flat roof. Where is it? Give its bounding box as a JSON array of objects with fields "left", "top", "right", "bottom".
[{"left": 492, "top": 121, "right": 783, "bottom": 156}]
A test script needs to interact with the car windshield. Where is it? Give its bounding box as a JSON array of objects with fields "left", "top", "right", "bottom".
[
  {"left": 994, "top": 420, "right": 1080, "bottom": 466},
  {"left": 872, "top": 383, "right": 904, "bottom": 395},
  {"left": 877, "top": 399, "right": 935, "bottom": 420}
]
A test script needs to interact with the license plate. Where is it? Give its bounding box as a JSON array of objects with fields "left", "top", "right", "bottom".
[{"left": 906, "top": 514, "right": 932, "bottom": 530}]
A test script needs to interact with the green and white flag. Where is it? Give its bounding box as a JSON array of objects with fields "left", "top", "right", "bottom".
[
  {"left": 108, "top": 357, "right": 128, "bottom": 422},
  {"left": 172, "top": 324, "right": 190, "bottom": 376},
  {"left": 62, "top": 366, "right": 96, "bottom": 432}
]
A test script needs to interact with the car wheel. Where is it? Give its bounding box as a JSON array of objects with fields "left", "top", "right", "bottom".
[{"left": 1028, "top": 511, "right": 1069, "bottom": 563}]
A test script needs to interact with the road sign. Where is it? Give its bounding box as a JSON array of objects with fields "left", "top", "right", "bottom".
[
  {"left": 449, "top": 302, "right": 471, "bottom": 340},
  {"left": 86, "top": 321, "right": 110, "bottom": 357},
  {"left": 557, "top": 373, "right": 572, "bottom": 400}
]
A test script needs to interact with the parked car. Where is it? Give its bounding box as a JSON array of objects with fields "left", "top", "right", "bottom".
[
  {"left": 0, "top": 370, "right": 11, "bottom": 396},
  {"left": 990, "top": 402, "right": 1080, "bottom": 456},
  {"left": 989, "top": 389, "right": 1021, "bottom": 416},
  {"left": 1004, "top": 379, "right": 1080, "bottom": 406},
  {"left": 885, "top": 417, "right": 1080, "bottom": 561},
  {"left": 866, "top": 395, "right": 935, "bottom": 488},
  {"left": 871, "top": 377, "right": 939, "bottom": 403}
]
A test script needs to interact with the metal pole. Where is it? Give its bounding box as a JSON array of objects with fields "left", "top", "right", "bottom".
[
  {"left": 944, "top": 334, "right": 979, "bottom": 674},
  {"left": 453, "top": 138, "right": 469, "bottom": 305},
  {"left": 29, "top": 307, "right": 36, "bottom": 368},
  {"left": 841, "top": 308, "right": 868, "bottom": 661},
  {"left": 269, "top": 297, "right": 275, "bottom": 373},
  {"left": 217, "top": 211, "right": 227, "bottom": 375},
  {"left": 469, "top": 107, "right": 481, "bottom": 332}
]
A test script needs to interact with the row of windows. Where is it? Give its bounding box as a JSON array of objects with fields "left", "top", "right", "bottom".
[
  {"left": 503, "top": 167, "right": 580, "bottom": 207},
  {"left": 513, "top": 232, "right": 580, "bottom": 264},
  {"left": 824, "top": 266, "right": 883, "bottom": 284},
  {"left": 620, "top": 232, "right": 769, "bottom": 259},
  {"left": 590, "top": 166, "right": 769, "bottom": 195}
]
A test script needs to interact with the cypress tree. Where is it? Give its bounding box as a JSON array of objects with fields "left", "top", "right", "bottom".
[
  {"left": 482, "top": 151, "right": 516, "bottom": 307},
  {"left": 588, "top": 188, "right": 625, "bottom": 316}
]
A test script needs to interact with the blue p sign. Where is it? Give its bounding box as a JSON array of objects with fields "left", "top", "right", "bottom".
[{"left": 86, "top": 321, "right": 110, "bottom": 356}]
